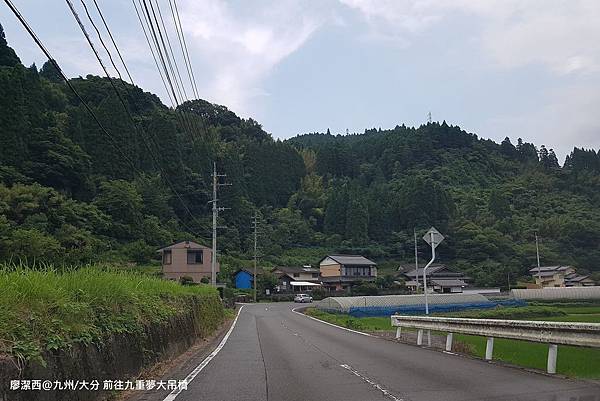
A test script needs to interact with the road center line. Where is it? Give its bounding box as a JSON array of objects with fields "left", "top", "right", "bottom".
[
  {"left": 162, "top": 305, "right": 245, "bottom": 401},
  {"left": 339, "top": 364, "right": 404, "bottom": 401}
]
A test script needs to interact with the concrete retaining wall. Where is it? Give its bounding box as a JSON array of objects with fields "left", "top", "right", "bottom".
[{"left": 0, "top": 296, "right": 223, "bottom": 401}]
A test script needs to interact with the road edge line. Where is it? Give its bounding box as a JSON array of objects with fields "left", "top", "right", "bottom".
[
  {"left": 291, "top": 307, "right": 373, "bottom": 337},
  {"left": 162, "top": 305, "right": 245, "bottom": 401}
]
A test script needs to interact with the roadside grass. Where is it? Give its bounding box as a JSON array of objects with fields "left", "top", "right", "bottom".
[
  {"left": 305, "top": 308, "right": 393, "bottom": 331},
  {"left": 455, "top": 335, "right": 600, "bottom": 379},
  {"left": 305, "top": 304, "right": 600, "bottom": 378},
  {"left": 0, "top": 263, "right": 223, "bottom": 365}
]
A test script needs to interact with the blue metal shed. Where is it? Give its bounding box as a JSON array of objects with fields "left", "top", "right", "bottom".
[{"left": 234, "top": 270, "right": 254, "bottom": 289}]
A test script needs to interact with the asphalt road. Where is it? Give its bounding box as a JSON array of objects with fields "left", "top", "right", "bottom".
[{"left": 174, "top": 303, "right": 599, "bottom": 401}]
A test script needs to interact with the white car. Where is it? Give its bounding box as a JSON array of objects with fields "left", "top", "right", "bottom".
[{"left": 294, "top": 293, "right": 313, "bottom": 303}]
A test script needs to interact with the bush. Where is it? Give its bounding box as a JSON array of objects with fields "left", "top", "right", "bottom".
[{"left": 351, "top": 281, "right": 378, "bottom": 296}]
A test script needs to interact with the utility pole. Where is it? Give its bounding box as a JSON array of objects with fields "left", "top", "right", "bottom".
[
  {"left": 252, "top": 212, "right": 259, "bottom": 302},
  {"left": 211, "top": 162, "right": 230, "bottom": 286},
  {"left": 535, "top": 232, "right": 541, "bottom": 287},
  {"left": 414, "top": 228, "right": 419, "bottom": 293}
]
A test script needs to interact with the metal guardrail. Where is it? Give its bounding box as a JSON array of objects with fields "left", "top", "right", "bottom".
[{"left": 391, "top": 315, "right": 600, "bottom": 374}]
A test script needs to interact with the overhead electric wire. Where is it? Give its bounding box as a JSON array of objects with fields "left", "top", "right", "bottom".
[
  {"left": 1, "top": 0, "right": 138, "bottom": 171},
  {"left": 168, "top": 0, "right": 198, "bottom": 98},
  {"left": 152, "top": 0, "right": 188, "bottom": 101},
  {"left": 132, "top": 0, "right": 201, "bottom": 150},
  {"left": 146, "top": 0, "right": 206, "bottom": 140},
  {"left": 131, "top": 0, "right": 176, "bottom": 107},
  {"left": 80, "top": 0, "right": 185, "bottom": 175},
  {"left": 64, "top": 0, "right": 211, "bottom": 235},
  {"left": 167, "top": 0, "right": 212, "bottom": 139},
  {"left": 91, "top": 0, "right": 135, "bottom": 84},
  {"left": 3, "top": 0, "right": 210, "bottom": 238},
  {"left": 139, "top": 0, "right": 198, "bottom": 143}
]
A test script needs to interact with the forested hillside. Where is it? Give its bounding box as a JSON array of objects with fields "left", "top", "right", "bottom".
[{"left": 1, "top": 24, "right": 599, "bottom": 287}]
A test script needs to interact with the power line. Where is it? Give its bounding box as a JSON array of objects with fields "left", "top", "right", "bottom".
[
  {"left": 167, "top": 0, "right": 198, "bottom": 98},
  {"left": 80, "top": 0, "right": 188, "bottom": 174},
  {"left": 65, "top": 0, "right": 211, "bottom": 235},
  {"left": 91, "top": 0, "right": 135, "bottom": 84},
  {"left": 138, "top": 0, "right": 198, "bottom": 143},
  {"left": 2, "top": 0, "right": 138, "bottom": 171},
  {"left": 166, "top": 0, "right": 212, "bottom": 141},
  {"left": 4, "top": 0, "right": 210, "bottom": 238}
]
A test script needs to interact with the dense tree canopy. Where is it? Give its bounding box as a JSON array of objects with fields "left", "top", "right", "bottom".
[{"left": 0, "top": 25, "right": 599, "bottom": 287}]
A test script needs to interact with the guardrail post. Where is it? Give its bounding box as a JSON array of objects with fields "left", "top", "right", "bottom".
[
  {"left": 395, "top": 327, "right": 402, "bottom": 339},
  {"left": 417, "top": 329, "right": 423, "bottom": 345},
  {"left": 445, "top": 333, "right": 453, "bottom": 352},
  {"left": 547, "top": 344, "right": 557, "bottom": 374},
  {"left": 485, "top": 337, "right": 494, "bottom": 360}
]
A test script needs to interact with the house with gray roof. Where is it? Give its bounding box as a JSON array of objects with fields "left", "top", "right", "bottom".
[
  {"left": 529, "top": 265, "right": 594, "bottom": 287},
  {"left": 319, "top": 255, "right": 377, "bottom": 291},
  {"left": 272, "top": 266, "right": 321, "bottom": 292},
  {"left": 402, "top": 264, "right": 469, "bottom": 294}
]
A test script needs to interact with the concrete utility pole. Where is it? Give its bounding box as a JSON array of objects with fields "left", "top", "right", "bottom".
[
  {"left": 535, "top": 232, "right": 541, "bottom": 287},
  {"left": 414, "top": 228, "right": 419, "bottom": 292},
  {"left": 211, "top": 162, "right": 230, "bottom": 286},
  {"left": 252, "top": 212, "right": 259, "bottom": 302}
]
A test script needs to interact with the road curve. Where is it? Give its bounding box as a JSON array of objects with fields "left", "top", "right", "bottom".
[{"left": 175, "top": 302, "right": 599, "bottom": 401}]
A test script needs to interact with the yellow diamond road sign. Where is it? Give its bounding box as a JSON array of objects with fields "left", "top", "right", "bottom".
[{"left": 423, "top": 227, "right": 444, "bottom": 249}]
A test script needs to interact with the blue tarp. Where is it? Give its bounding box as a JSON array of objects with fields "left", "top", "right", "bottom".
[{"left": 325, "top": 299, "right": 527, "bottom": 318}]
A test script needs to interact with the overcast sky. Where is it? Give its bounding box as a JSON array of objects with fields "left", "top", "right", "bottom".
[{"left": 2, "top": 0, "right": 600, "bottom": 160}]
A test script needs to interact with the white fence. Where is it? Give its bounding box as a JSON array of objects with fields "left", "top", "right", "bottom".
[{"left": 391, "top": 315, "right": 600, "bottom": 374}]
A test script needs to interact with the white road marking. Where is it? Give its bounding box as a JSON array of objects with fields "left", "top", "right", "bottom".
[
  {"left": 340, "top": 364, "right": 404, "bottom": 401},
  {"left": 291, "top": 307, "right": 373, "bottom": 337},
  {"left": 162, "top": 305, "right": 245, "bottom": 401}
]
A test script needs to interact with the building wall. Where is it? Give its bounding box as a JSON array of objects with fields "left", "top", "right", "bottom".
[
  {"left": 289, "top": 272, "right": 319, "bottom": 281},
  {"left": 320, "top": 263, "right": 341, "bottom": 277},
  {"left": 161, "top": 242, "right": 219, "bottom": 283}
]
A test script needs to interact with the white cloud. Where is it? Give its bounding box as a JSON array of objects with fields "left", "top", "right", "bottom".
[
  {"left": 338, "top": 0, "right": 600, "bottom": 74},
  {"left": 178, "top": 0, "right": 326, "bottom": 115}
]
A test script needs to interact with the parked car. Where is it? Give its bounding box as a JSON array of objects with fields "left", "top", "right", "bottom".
[{"left": 294, "top": 293, "right": 313, "bottom": 303}]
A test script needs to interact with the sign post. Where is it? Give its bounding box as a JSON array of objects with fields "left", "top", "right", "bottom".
[{"left": 422, "top": 227, "right": 444, "bottom": 315}]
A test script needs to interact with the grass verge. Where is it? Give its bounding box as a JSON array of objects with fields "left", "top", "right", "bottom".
[
  {"left": 304, "top": 305, "right": 600, "bottom": 378},
  {"left": 0, "top": 263, "right": 224, "bottom": 366}
]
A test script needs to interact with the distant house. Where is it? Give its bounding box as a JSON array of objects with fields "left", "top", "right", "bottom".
[
  {"left": 529, "top": 266, "right": 575, "bottom": 287},
  {"left": 234, "top": 269, "right": 258, "bottom": 290},
  {"left": 530, "top": 265, "right": 595, "bottom": 287},
  {"left": 272, "top": 266, "right": 321, "bottom": 292},
  {"left": 157, "top": 240, "right": 218, "bottom": 283},
  {"left": 565, "top": 273, "right": 596, "bottom": 287},
  {"left": 319, "top": 255, "right": 377, "bottom": 292},
  {"left": 402, "top": 264, "right": 468, "bottom": 294}
]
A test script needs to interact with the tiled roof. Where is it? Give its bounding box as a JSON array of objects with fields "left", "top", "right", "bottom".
[{"left": 321, "top": 255, "right": 377, "bottom": 266}]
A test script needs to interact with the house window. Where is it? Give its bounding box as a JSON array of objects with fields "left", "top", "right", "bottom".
[
  {"left": 163, "top": 250, "right": 172, "bottom": 265},
  {"left": 312, "top": 273, "right": 318, "bottom": 278},
  {"left": 187, "top": 250, "right": 203, "bottom": 264},
  {"left": 293, "top": 273, "right": 300, "bottom": 278}
]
